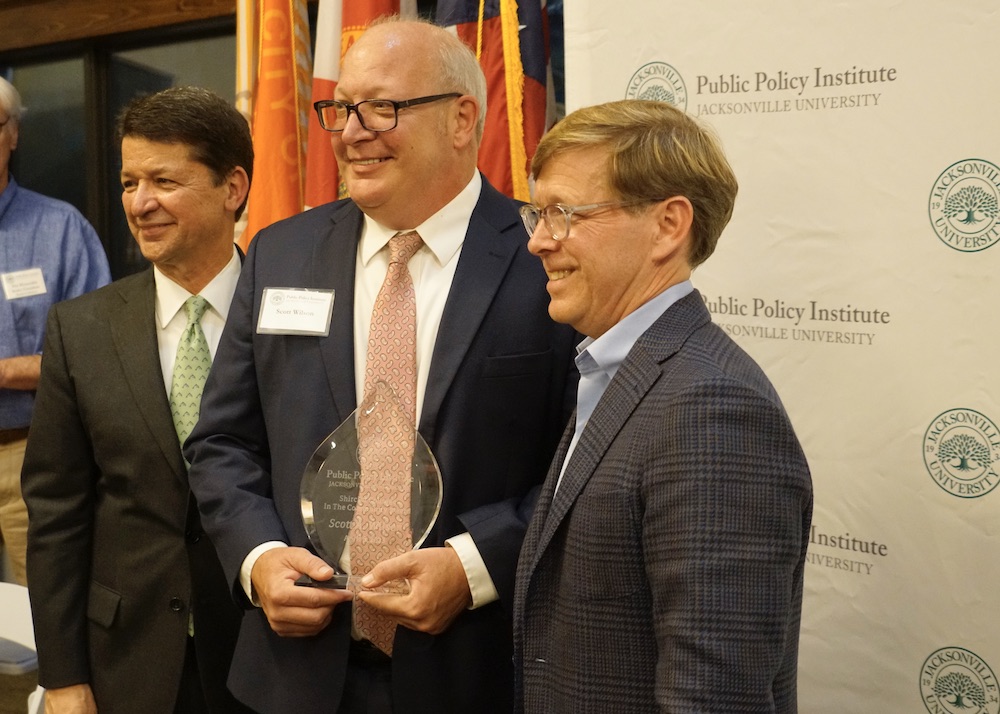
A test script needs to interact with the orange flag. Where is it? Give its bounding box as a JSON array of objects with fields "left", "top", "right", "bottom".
[
  {"left": 241, "top": 0, "right": 312, "bottom": 249},
  {"left": 304, "top": 0, "right": 401, "bottom": 208}
]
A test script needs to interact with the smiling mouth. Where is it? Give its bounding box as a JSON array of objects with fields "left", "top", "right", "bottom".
[
  {"left": 352, "top": 157, "right": 388, "bottom": 166},
  {"left": 136, "top": 223, "right": 170, "bottom": 235},
  {"left": 547, "top": 270, "right": 572, "bottom": 281}
]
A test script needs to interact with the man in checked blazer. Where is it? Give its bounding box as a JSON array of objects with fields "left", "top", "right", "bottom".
[{"left": 514, "top": 100, "right": 813, "bottom": 713}]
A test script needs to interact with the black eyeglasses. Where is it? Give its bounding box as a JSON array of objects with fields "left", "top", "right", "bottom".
[
  {"left": 313, "top": 93, "right": 462, "bottom": 133},
  {"left": 519, "top": 199, "right": 664, "bottom": 241}
]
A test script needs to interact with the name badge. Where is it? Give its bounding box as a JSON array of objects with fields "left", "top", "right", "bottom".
[
  {"left": 1, "top": 268, "right": 47, "bottom": 300},
  {"left": 257, "top": 288, "right": 335, "bottom": 336}
]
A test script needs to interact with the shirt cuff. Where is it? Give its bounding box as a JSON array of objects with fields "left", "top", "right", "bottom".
[
  {"left": 240, "top": 541, "right": 287, "bottom": 606},
  {"left": 445, "top": 532, "right": 499, "bottom": 609}
]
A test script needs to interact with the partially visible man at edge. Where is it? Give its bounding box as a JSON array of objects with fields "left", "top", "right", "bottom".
[
  {"left": 23, "top": 87, "right": 255, "bottom": 714},
  {"left": 0, "top": 75, "right": 109, "bottom": 586},
  {"left": 514, "top": 99, "right": 813, "bottom": 713},
  {"left": 185, "top": 17, "right": 578, "bottom": 714}
]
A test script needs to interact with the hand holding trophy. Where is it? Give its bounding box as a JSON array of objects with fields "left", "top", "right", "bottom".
[{"left": 298, "top": 381, "right": 442, "bottom": 593}]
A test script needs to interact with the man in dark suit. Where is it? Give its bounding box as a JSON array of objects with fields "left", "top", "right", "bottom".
[
  {"left": 184, "top": 18, "right": 577, "bottom": 714},
  {"left": 22, "top": 87, "right": 255, "bottom": 714},
  {"left": 514, "top": 100, "right": 813, "bottom": 713}
]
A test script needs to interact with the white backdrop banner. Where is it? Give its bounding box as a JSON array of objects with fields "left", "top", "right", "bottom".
[{"left": 564, "top": 1, "right": 1000, "bottom": 712}]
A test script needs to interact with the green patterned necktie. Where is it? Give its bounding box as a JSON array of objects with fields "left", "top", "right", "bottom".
[{"left": 169, "top": 295, "right": 212, "bottom": 445}]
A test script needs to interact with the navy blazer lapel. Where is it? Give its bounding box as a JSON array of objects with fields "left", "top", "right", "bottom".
[
  {"left": 420, "top": 181, "right": 520, "bottom": 445},
  {"left": 527, "top": 290, "right": 711, "bottom": 570},
  {"left": 316, "top": 202, "right": 362, "bottom": 427},
  {"left": 109, "top": 271, "right": 188, "bottom": 481}
]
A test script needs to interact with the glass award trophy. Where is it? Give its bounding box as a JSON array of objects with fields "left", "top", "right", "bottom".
[{"left": 297, "top": 381, "right": 442, "bottom": 590}]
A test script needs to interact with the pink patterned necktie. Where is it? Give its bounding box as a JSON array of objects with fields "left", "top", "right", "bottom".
[{"left": 352, "top": 230, "right": 423, "bottom": 655}]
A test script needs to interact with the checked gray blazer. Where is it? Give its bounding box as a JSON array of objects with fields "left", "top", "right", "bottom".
[{"left": 514, "top": 290, "right": 813, "bottom": 713}]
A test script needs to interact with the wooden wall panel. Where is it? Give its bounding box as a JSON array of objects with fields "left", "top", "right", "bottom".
[{"left": 0, "top": 0, "right": 237, "bottom": 52}]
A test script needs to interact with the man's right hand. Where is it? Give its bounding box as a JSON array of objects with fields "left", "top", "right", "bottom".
[
  {"left": 251, "top": 546, "right": 353, "bottom": 637},
  {"left": 45, "top": 683, "right": 97, "bottom": 714}
]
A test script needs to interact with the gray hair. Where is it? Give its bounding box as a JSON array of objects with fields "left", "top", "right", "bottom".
[
  {"left": 367, "top": 16, "right": 488, "bottom": 140},
  {"left": 433, "top": 26, "right": 488, "bottom": 139},
  {"left": 0, "top": 76, "right": 25, "bottom": 124}
]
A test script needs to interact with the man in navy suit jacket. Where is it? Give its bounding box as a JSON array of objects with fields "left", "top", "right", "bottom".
[
  {"left": 185, "top": 18, "right": 577, "bottom": 714},
  {"left": 514, "top": 100, "right": 813, "bottom": 712}
]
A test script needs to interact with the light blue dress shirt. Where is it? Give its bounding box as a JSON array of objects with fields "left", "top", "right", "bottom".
[{"left": 557, "top": 280, "right": 695, "bottom": 493}]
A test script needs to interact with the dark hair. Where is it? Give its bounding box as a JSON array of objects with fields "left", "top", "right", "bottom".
[{"left": 116, "top": 86, "right": 254, "bottom": 219}]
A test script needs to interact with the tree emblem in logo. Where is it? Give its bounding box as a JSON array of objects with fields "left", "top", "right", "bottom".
[
  {"left": 938, "top": 434, "right": 991, "bottom": 474},
  {"left": 928, "top": 159, "right": 1000, "bottom": 252},
  {"left": 924, "top": 409, "right": 1000, "bottom": 498},
  {"left": 921, "top": 647, "right": 999, "bottom": 714},
  {"left": 936, "top": 672, "right": 988, "bottom": 710},
  {"left": 626, "top": 62, "right": 688, "bottom": 111},
  {"left": 945, "top": 185, "right": 998, "bottom": 226}
]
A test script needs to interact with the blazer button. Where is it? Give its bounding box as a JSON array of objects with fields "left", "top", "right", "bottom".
[
  {"left": 168, "top": 597, "right": 185, "bottom": 613},
  {"left": 186, "top": 530, "right": 202, "bottom": 544}
]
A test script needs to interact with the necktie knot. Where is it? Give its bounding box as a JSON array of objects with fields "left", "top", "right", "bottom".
[
  {"left": 183, "top": 294, "right": 210, "bottom": 325},
  {"left": 388, "top": 231, "right": 423, "bottom": 265}
]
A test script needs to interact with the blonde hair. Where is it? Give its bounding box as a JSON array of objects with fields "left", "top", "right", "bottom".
[{"left": 532, "top": 100, "right": 738, "bottom": 267}]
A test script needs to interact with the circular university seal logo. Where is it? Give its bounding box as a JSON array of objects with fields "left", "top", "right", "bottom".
[
  {"left": 924, "top": 409, "right": 1000, "bottom": 498},
  {"left": 928, "top": 159, "right": 1000, "bottom": 252},
  {"left": 921, "top": 647, "right": 999, "bottom": 714},
  {"left": 626, "top": 62, "right": 688, "bottom": 110}
]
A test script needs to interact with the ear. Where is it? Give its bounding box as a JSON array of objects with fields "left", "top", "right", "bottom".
[
  {"left": 451, "top": 95, "right": 479, "bottom": 150},
  {"left": 223, "top": 166, "right": 251, "bottom": 215},
  {"left": 650, "top": 196, "right": 694, "bottom": 266}
]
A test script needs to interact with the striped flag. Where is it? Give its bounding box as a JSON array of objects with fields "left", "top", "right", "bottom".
[
  {"left": 237, "top": 0, "right": 313, "bottom": 249},
  {"left": 305, "top": 0, "right": 411, "bottom": 208},
  {"left": 436, "top": 0, "right": 550, "bottom": 202},
  {"left": 235, "top": 0, "right": 256, "bottom": 124}
]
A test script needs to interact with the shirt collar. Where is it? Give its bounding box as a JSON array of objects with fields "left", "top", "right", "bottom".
[
  {"left": 359, "top": 172, "right": 482, "bottom": 267},
  {"left": 154, "top": 246, "right": 242, "bottom": 327},
  {"left": 577, "top": 280, "right": 695, "bottom": 381}
]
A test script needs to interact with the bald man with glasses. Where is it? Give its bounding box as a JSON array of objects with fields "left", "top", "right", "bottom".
[{"left": 185, "top": 18, "right": 577, "bottom": 714}]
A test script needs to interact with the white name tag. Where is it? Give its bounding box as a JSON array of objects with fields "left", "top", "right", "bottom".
[
  {"left": 1, "top": 268, "right": 47, "bottom": 300},
  {"left": 257, "top": 288, "right": 335, "bottom": 336}
]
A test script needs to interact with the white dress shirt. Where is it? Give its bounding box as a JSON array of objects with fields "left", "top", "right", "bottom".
[
  {"left": 153, "top": 247, "right": 241, "bottom": 635},
  {"left": 154, "top": 248, "right": 242, "bottom": 392},
  {"left": 354, "top": 173, "right": 498, "bottom": 608},
  {"left": 242, "top": 173, "right": 500, "bottom": 608}
]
